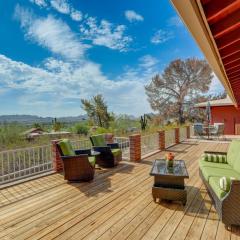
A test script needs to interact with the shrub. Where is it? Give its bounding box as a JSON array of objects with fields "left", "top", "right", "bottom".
[{"left": 73, "top": 123, "right": 89, "bottom": 135}]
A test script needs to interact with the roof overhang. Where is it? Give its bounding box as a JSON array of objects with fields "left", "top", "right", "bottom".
[{"left": 170, "top": 0, "right": 240, "bottom": 107}]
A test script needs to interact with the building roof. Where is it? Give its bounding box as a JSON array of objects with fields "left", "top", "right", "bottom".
[
  {"left": 195, "top": 96, "right": 233, "bottom": 107},
  {"left": 22, "top": 127, "right": 44, "bottom": 135},
  {"left": 171, "top": 0, "right": 240, "bottom": 107}
]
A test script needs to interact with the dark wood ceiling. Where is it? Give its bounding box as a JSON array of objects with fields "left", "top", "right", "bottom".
[{"left": 200, "top": 0, "right": 240, "bottom": 105}]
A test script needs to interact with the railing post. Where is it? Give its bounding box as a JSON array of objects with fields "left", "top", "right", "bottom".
[
  {"left": 186, "top": 126, "right": 190, "bottom": 139},
  {"left": 51, "top": 140, "right": 63, "bottom": 173},
  {"left": 174, "top": 127, "right": 180, "bottom": 144},
  {"left": 129, "top": 134, "right": 141, "bottom": 162},
  {"left": 158, "top": 130, "right": 165, "bottom": 150}
]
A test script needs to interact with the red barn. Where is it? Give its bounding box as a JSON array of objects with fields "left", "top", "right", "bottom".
[{"left": 195, "top": 97, "right": 240, "bottom": 135}]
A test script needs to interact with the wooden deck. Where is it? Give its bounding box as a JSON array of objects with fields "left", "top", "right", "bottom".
[{"left": 0, "top": 140, "right": 240, "bottom": 240}]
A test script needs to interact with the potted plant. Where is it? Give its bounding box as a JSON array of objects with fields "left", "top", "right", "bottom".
[{"left": 165, "top": 152, "right": 175, "bottom": 168}]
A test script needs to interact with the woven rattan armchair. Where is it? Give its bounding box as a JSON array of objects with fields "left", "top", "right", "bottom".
[
  {"left": 90, "top": 134, "right": 122, "bottom": 168},
  {"left": 57, "top": 141, "right": 95, "bottom": 182}
]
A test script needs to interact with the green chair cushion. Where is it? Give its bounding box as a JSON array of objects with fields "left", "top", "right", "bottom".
[
  {"left": 88, "top": 156, "right": 96, "bottom": 167},
  {"left": 91, "top": 135, "right": 107, "bottom": 147},
  {"left": 202, "top": 153, "right": 227, "bottom": 163},
  {"left": 111, "top": 149, "right": 121, "bottom": 156},
  {"left": 58, "top": 139, "right": 76, "bottom": 156},
  {"left": 201, "top": 166, "right": 240, "bottom": 182},
  {"left": 209, "top": 177, "right": 228, "bottom": 199},
  {"left": 199, "top": 158, "right": 232, "bottom": 170},
  {"left": 227, "top": 140, "right": 240, "bottom": 167}
]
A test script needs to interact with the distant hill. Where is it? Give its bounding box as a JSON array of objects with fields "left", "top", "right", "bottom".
[{"left": 0, "top": 115, "right": 88, "bottom": 124}]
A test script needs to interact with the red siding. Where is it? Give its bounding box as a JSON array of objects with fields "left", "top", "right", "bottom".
[{"left": 210, "top": 106, "right": 240, "bottom": 135}]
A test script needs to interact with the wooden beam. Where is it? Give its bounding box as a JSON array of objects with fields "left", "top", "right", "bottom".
[
  {"left": 220, "top": 40, "right": 240, "bottom": 59},
  {"left": 227, "top": 69, "right": 240, "bottom": 78},
  {"left": 212, "top": 13, "right": 240, "bottom": 39},
  {"left": 226, "top": 68, "right": 240, "bottom": 76},
  {"left": 225, "top": 60, "right": 240, "bottom": 71},
  {"left": 215, "top": 27, "right": 240, "bottom": 49},
  {"left": 222, "top": 51, "right": 240, "bottom": 65},
  {"left": 207, "top": 1, "right": 240, "bottom": 24}
]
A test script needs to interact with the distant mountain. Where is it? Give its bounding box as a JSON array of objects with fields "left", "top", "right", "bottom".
[{"left": 0, "top": 115, "right": 88, "bottom": 124}]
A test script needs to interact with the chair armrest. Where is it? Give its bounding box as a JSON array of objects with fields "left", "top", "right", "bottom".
[
  {"left": 107, "top": 143, "right": 119, "bottom": 149},
  {"left": 93, "top": 146, "right": 111, "bottom": 153},
  {"left": 204, "top": 151, "right": 227, "bottom": 155},
  {"left": 75, "top": 149, "right": 91, "bottom": 155},
  {"left": 61, "top": 154, "right": 88, "bottom": 160}
]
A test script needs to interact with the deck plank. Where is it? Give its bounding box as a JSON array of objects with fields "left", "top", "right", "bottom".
[{"left": 0, "top": 140, "right": 238, "bottom": 240}]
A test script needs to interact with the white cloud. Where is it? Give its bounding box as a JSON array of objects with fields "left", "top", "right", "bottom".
[
  {"left": 70, "top": 10, "right": 82, "bottom": 21},
  {"left": 125, "top": 10, "right": 144, "bottom": 22},
  {"left": 208, "top": 74, "right": 225, "bottom": 94},
  {"left": 30, "top": 0, "right": 47, "bottom": 7},
  {"left": 0, "top": 54, "right": 153, "bottom": 116},
  {"left": 14, "top": 5, "right": 89, "bottom": 60},
  {"left": 30, "top": 0, "right": 83, "bottom": 22},
  {"left": 139, "top": 55, "right": 158, "bottom": 69},
  {"left": 80, "top": 17, "right": 132, "bottom": 51},
  {"left": 50, "top": 0, "right": 70, "bottom": 14},
  {"left": 167, "top": 16, "right": 183, "bottom": 27},
  {"left": 151, "top": 29, "right": 174, "bottom": 44}
]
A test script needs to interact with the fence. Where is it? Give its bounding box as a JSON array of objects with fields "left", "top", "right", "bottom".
[
  {"left": 141, "top": 133, "right": 159, "bottom": 156},
  {"left": 179, "top": 127, "right": 187, "bottom": 142},
  {"left": 114, "top": 137, "right": 130, "bottom": 160},
  {"left": 165, "top": 129, "right": 176, "bottom": 148},
  {"left": 0, "top": 145, "right": 52, "bottom": 185},
  {"left": 71, "top": 139, "right": 92, "bottom": 150}
]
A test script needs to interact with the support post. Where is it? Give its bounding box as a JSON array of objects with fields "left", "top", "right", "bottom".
[
  {"left": 129, "top": 134, "right": 141, "bottom": 162},
  {"left": 51, "top": 140, "right": 63, "bottom": 172}
]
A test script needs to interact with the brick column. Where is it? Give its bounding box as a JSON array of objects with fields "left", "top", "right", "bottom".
[
  {"left": 158, "top": 130, "right": 165, "bottom": 150},
  {"left": 174, "top": 127, "right": 180, "bottom": 144},
  {"left": 129, "top": 134, "right": 141, "bottom": 162},
  {"left": 186, "top": 126, "right": 190, "bottom": 139},
  {"left": 51, "top": 140, "right": 63, "bottom": 172},
  {"left": 105, "top": 133, "right": 114, "bottom": 144}
]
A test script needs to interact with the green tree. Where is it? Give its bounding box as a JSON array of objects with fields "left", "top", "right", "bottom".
[
  {"left": 81, "top": 94, "right": 113, "bottom": 128},
  {"left": 145, "top": 58, "right": 212, "bottom": 124}
]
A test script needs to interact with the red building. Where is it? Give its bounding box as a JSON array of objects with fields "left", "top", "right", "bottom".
[{"left": 196, "top": 97, "right": 240, "bottom": 135}]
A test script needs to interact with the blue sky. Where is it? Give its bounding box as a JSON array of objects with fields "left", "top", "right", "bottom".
[{"left": 0, "top": 0, "right": 224, "bottom": 117}]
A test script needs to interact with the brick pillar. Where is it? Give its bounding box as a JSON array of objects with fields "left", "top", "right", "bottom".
[
  {"left": 105, "top": 133, "right": 114, "bottom": 144},
  {"left": 51, "top": 140, "right": 63, "bottom": 172},
  {"left": 129, "top": 134, "right": 141, "bottom": 162},
  {"left": 158, "top": 130, "right": 165, "bottom": 150},
  {"left": 186, "top": 126, "right": 190, "bottom": 139},
  {"left": 175, "top": 127, "right": 180, "bottom": 144}
]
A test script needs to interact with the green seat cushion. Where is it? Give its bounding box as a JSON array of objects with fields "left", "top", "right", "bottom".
[
  {"left": 58, "top": 139, "right": 75, "bottom": 156},
  {"left": 199, "top": 158, "right": 232, "bottom": 170},
  {"left": 209, "top": 177, "right": 228, "bottom": 199},
  {"left": 227, "top": 140, "right": 240, "bottom": 167},
  {"left": 111, "top": 149, "right": 121, "bottom": 156},
  {"left": 202, "top": 153, "right": 227, "bottom": 163},
  {"left": 88, "top": 156, "right": 96, "bottom": 167},
  {"left": 91, "top": 135, "right": 107, "bottom": 147},
  {"left": 201, "top": 166, "right": 240, "bottom": 182}
]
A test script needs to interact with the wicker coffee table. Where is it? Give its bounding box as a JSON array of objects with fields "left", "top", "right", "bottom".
[{"left": 150, "top": 159, "right": 189, "bottom": 205}]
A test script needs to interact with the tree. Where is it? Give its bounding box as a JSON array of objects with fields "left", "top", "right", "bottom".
[
  {"left": 81, "top": 94, "right": 113, "bottom": 128},
  {"left": 52, "top": 118, "right": 62, "bottom": 132},
  {"left": 145, "top": 58, "right": 213, "bottom": 124}
]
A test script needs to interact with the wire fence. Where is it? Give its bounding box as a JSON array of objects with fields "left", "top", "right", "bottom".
[{"left": 141, "top": 133, "right": 159, "bottom": 156}]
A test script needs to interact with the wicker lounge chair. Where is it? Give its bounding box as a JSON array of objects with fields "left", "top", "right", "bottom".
[
  {"left": 199, "top": 140, "right": 240, "bottom": 229},
  {"left": 57, "top": 139, "right": 96, "bottom": 182},
  {"left": 90, "top": 134, "right": 122, "bottom": 168}
]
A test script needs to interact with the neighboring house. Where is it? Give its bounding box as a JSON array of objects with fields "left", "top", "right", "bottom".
[
  {"left": 22, "top": 128, "right": 45, "bottom": 138},
  {"left": 195, "top": 96, "right": 240, "bottom": 135}
]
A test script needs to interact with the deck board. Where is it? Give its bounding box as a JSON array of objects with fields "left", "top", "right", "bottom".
[{"left": 0, "top": 140, "right": 240, "bottom": 239}]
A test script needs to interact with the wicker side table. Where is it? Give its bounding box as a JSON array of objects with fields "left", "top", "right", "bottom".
[{"left": 150, "top": 159, "right": 189, "bottom": 205}]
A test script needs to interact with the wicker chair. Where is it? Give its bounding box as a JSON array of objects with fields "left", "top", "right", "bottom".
[
  {"left": 90, "top": 134, "right": 122, "bottom": 168},
  {"left": 57, "top": 140, "right": 95, "bottom": 182}
]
